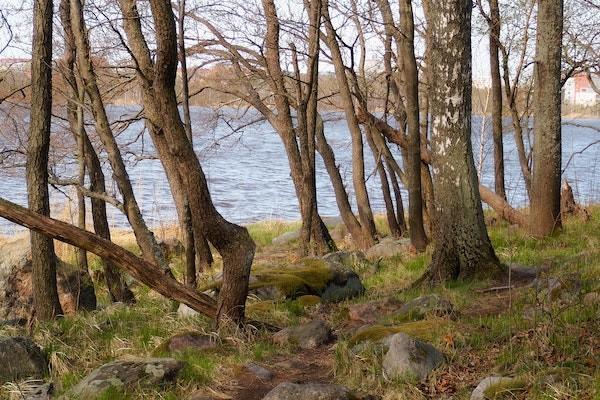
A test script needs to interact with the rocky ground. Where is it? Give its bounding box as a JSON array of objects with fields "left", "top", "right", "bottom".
[{"left": 0, "top": 209, "right": 598, "bottom": 399}]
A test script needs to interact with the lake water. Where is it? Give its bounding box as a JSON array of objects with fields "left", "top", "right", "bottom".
[{"left": 1, "top": 105, "right": 599, "bottom": 235}]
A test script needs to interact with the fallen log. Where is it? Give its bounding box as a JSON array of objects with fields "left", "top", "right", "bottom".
[{"left": 0, "top": 198, "right": 217, "bottom": 318}]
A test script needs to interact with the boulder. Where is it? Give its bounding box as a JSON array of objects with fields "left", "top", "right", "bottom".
[
  {"left": 382, "top": 333, "right": 444, "bottom": 380},
  {"left": 347, "top": 297, "right": 403, "bottom": 324},
  {"left": 272, "top": 319, "right": 333, "bottom": 349},
  {"left": 365, "top": 238, "right": 411, "bottom": 260},
  {"left": 158, "top": 332, "right": 217, "bottom": 353},
  {"left": 64, "top": 357, "right": 183, "bottom": 399},
  {"left": 0, "top": 336, "right": 48, "bottom": 383},
  {"left": 394, "top": 294, "right": 453, "bottom": 321},
  {"left": 244, "top": 362, "right": 274, "bottom": 381},
  {"left": 203, "top": 255, "right": 366, "bottom": 303},
  {"left": 262, "top": 382, "right": 354, "bottom": 400},
  {"left": 0, "top": 238, "right": 96, "bottom": 321},
  {"left": 271, "top": 231, "right": 301, "bottom": 246},
  {"left": 470, "top": 376, "right": 523, "bottom": 400}
]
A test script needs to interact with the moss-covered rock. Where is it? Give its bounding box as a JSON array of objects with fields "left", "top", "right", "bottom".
[
  {"left": 348, "top": 319, "right": 447, "bottom": 348},
  {"left": 201, "top": 255, "right": 365, "bottom": 303}
]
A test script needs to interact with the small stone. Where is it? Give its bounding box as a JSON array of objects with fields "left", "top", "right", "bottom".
[
  {"left": 65, "top": 357, "right": 183, "bottom": 399},
  {"left": 245, "top": 362, "right": 274, "bottom": 381},
  {"left": 583, "top": 291, "right": 599, "bottom": 306},
  {"left": 394, "top": 294, "right": 453, "bottom": 321},
  {"left": 382, "top": 333, "right": 444, "bottom": 380},
  {"left": 272, "top": 231, "right": 300, "bottom": 246},
  {"left": 177, "top": 303, "right": 200, "bottom": 318},
  {"left": 161, "top": 332, "right": 217, "bottom": 353},
  {"left": 470, "top": 376, "right": 522, "bottom": 400},
  {"left": 262, "top": 382, "right": 354, "bottom": 400},
  {"left": 272, "top": 319, "right": 333, "bottom": 349},
  {"left": 348, "top": 297, "right": 403, "bottom": 323},
  {"left": 0, "top": 336, "right": 48, "bottom": 383},
  {"left": 365, "top": 238, "right": 411, "bottom": 260}
]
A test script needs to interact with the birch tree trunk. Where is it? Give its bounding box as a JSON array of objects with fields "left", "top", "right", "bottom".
[{"left": 530, "top": 0, "right": 563, "bottom": 237}]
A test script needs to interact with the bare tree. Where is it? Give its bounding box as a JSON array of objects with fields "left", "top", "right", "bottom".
[
  {"left": 59, "top": 0, "right": 133, "bottom": 303},
  {"left": 27, "top": 0, "right": 63, "bottom": 320},
  {"left": 117, "top": 0, "right": 255, "bottom": 324}
]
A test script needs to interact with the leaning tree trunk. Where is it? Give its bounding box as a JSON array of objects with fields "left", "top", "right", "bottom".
[
  {"left": 0, "top": 198, "right": 217, "bottom": 317},
  {"left": 322, "top": 0, "right": 377, "bottom": 240},
  {"left": 27, "top": 0, "right": 63, "bottom": 321},
  {"left": 488, "top": 0, "right": 506, "bottom": 199},
  {"left": 530, "top": 0, "right": 563, "bottom": 237},
  {"left": 419, "top": 0, "right": 502, "bottom": 284},
  {"left": 315, "top": 115, "right": 374, "bottom": 249}
]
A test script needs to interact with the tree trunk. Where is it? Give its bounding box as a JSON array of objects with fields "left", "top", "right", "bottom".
[
  {"left": 69, "top": 0, "right": 168, "bottom": 271},
  {"left": 0, "top": 198, "right": 217, "bottom": 317},
  {"left": 366, "top": 125, "right": 401, "bottom": 237},
  {"left": 59, "top": 0, "right": 97, "bottom": 310},
  {"left": 322, "top": 0, "right": 377, "bottom": 240},
  {"left": 398, "top": 0, "right": 428, "bottom": 251},
  {"left": 118, "top": 0, "right": 255, "bottom": 324},
  {"left": 315, "top": 115, "right": 374, "bottom": 249},
  {"left": 419, "top": 0, "right": 502, "bottom": 284},
  {"left": 530, "top": 0, "right": 563, "bottom": 237},
  {"left": 488, "top": 0, "right": 506, "bottom": 199},
  {"left": 27, "top": 0, "right": 63, "bottom": 321}
]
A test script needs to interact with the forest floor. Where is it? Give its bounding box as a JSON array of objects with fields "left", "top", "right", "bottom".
[{"left": 1, "top": 208, "right": 599, "bottom": 399}]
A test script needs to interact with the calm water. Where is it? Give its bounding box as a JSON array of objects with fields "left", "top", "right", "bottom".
[{"left": 1, "top": 105, "right": 599, "bottom": 234}]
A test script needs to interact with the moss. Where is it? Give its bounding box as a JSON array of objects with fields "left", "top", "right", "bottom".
[
  {"left": 199, "top": 260, "right": 333, "bottom": 298},
  {"left": 348, "top": 319, "right": 446, "bottom": 346}
]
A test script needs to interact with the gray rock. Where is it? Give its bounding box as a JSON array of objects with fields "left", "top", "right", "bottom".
[
  {"left": 0, "top": 337, "right": 48, "bottom": 383},
  {"left": 470, "top": 376, "right": 519, "bottom": 400},
  {"left": 394, "top": 294, "right": 453, "bottom": 321},
  {"left": 272, "top": 231, "right": 301, "bottom": 246},
  {"left": 64, "top": 357, "right": 183, "bottom": 399},
  {"left": 262, "top": 382, "right": 354, "bottom": 400},
  {"left": 245, "top": 362, "right": 274, "bottom": 381},
  {"left": 382, "top": 333, "right": 444, "bottom": 380},
  {"left": 365, "top": 238, "right": 411, "bottom": 260},
  {"left": 272, "top": 319, "right": 333, "bottom": 349},
  {"left": 177, "top": 303, "right": 199, "bottom": 318}
]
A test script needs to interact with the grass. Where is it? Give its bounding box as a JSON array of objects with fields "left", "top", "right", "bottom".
[{"left": 1, "top": 208, "right": 599, "bottom": 399}]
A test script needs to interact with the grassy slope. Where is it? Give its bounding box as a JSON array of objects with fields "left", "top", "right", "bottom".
[{"left": 0, "top": 209, "right": 598, "bottom": 399}]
